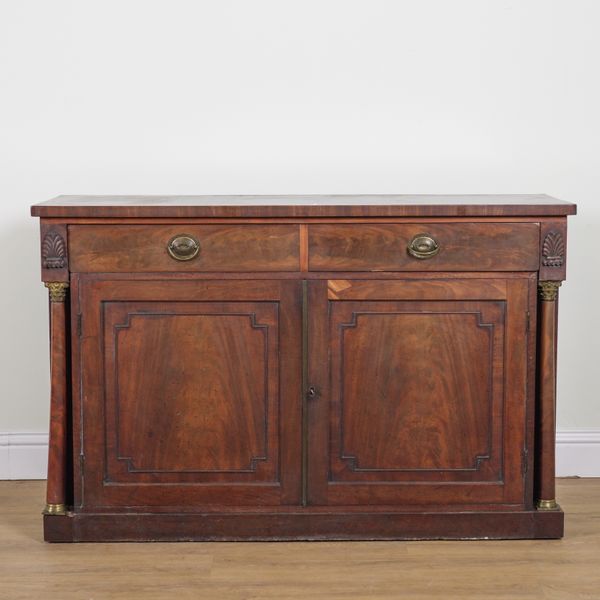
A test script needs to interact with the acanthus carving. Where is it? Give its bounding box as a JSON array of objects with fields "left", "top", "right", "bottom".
[
  {"left": 542, "top": 231, "right": 565, "bottom": 268},
  {"left": 42, "top": 232, "right": 67, "bottom": 269},
  {"left": 538, "top": 281, "right": 561, "bottom": 302},
  {"left": 45, "top": 282, "right": 69, "bottom": 302}
]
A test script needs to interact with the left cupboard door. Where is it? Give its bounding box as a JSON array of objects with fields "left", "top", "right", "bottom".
[{"left": 75, "top": 277, "right": 302, "bottom": 510}]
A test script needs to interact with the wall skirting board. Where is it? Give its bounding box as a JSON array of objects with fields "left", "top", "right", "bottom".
[
  {"left": 554, "top": 430, "right": 600, "bottom": 478},
  {"left": 1, "top": 430, "right": 599, "bottom": 480},
  {"left": 0, "top": 433, "right": 48, "bottom": 480}
]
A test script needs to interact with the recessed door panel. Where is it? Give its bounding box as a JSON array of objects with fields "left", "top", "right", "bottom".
[
  {"left": 105, "top": 303, "right": 276, "bottom": 481},
  {"left": 332, "top": 302, "right": 502, "bottom": 480}
]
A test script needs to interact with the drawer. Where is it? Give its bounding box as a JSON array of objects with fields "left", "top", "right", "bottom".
[
  {"left": 308, "top": 223, "right": 540, "bottom": 271},
  {"left": 69, "top": 224, "right": 300, "bottom": 272}
]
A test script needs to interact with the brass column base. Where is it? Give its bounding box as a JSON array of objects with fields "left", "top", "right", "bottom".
[
  {"left": 43, "top": 503, "right": 66, "bottom": 515},
  {"left": 536, "top": 499, "right": 559, "bottom": 511}
]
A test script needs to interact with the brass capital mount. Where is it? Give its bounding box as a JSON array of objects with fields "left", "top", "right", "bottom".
[
  {"left": 45, "top": 282, "right": 69, "bottom": 302},
  {"left": 538, "top": 280, "right": 561, "bottom": 302}
]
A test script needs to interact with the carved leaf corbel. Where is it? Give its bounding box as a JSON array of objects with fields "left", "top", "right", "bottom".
[
  {"left": 42, "top": 232, "right": 67, "bottom": 269},
  {"left": 542, "top": 231, "right": 565, "bottom": 268}
]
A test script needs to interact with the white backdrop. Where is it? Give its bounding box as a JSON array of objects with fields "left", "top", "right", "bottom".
[{"left": 1, "top": 1, "right": 598, "bottom": 475}]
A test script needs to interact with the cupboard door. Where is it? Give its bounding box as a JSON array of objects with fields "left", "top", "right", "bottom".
[
  {"left": 307, "top": 277, "right": 533, "bottom": 507},
  {"left": 77, "top": 278, "right": 301, "bottom": 509}
]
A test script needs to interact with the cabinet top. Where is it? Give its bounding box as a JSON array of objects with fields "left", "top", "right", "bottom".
[{"left": 31, "top": 194, "right": 576, "bottom": 218}]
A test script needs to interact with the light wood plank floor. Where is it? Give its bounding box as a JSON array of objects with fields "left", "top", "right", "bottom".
[{"left": 0, "top": 479, "right": 598, "bottom": 600}]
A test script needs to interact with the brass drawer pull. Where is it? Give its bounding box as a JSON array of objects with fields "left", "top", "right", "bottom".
[
  {"left": 167, "top": 234, "right": 200, "bottom": 261},
  {"left": 407, "top": 234, "right": 440, "bottom": 259}
]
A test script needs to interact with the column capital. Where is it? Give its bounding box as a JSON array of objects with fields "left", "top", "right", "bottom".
[
  {"left": 45, "top": 282, "right": 69, "bottom": 302},
  {"left": 538, "top": 280, "right": 561, "bottom": 302}
]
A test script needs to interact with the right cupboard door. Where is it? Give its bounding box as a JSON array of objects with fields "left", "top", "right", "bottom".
[{"left": 306, "top": 277, "right": 534, "bottom": 508}]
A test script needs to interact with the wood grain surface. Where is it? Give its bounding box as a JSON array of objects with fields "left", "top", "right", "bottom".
[
  {"left": 308, "top": 223, "right": 540, "bottom": 271},
  {"left": 31, "top": 194, "right": 577, "bottom": 218},
  {"left": 77, "top": 278, "right": 302, "bottom": 509},
  {"left": 0, "top": 479, "right": 596, "bottom": 599},
  {"left": 308, "top": 277, "right": 530, "bottom": 507},
  {"left": 45, "top": 299, "right": 68, "bottom": 509},
  {"left": 536, "top": 293, "right": 559, "bottom": 505},
  {"left": 69, "top": 224, "right": 300, "bottom": 272}
]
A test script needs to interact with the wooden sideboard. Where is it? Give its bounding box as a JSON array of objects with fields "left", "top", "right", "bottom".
[{"left": 31, "top": 195, "right": 576, "bottom": 542}]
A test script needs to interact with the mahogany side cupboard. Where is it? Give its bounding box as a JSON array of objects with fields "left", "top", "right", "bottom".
[{"left": 31, "top": 195, "right": 576, "bottom": 542}]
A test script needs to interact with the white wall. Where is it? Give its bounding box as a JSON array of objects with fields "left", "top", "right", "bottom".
[{"left": 1, "top": 2, "right": 599, "bottom": 461}]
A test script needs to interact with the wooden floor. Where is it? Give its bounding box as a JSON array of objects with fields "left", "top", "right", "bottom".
[{"left": 0, "top": 480, "right": 598, "bottom": 599}]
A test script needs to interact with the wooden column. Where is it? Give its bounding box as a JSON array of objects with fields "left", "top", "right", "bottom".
[
  {"left": 536, "top": 280, "right": 561, "bottom": 511},
  {"left": 43, "top": 282, "right": 69, "bottom": 515}
]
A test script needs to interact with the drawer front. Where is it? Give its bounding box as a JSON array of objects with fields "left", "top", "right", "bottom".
[
  {"left": 69, "top": 224, "right": 300, "bottom": 272},
  {"left": 308, "top": 223, "right": 540, "bottom": 271}
]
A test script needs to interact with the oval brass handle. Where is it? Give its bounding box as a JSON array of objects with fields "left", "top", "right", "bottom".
[
  {"left": 167, "top": 234, "right": 200, "bottom": 261},
  {"left": 407, "top": 234, "right": 440, "bottom": 259}
]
